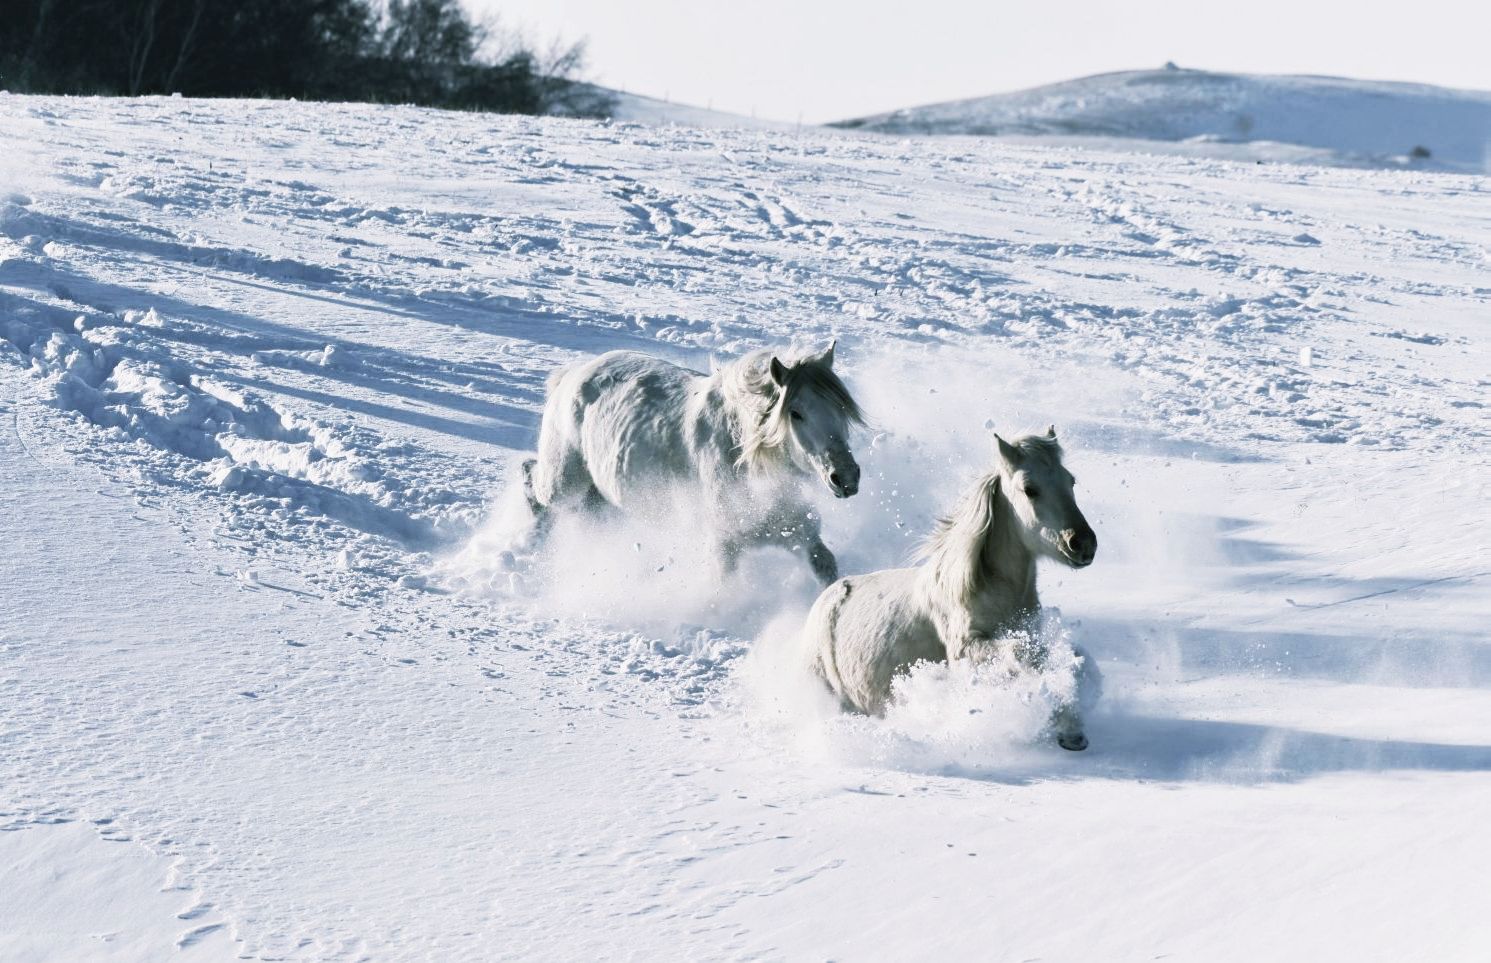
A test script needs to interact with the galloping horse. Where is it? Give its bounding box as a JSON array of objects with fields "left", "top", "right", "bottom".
[
  {"left": 523, "top": 343, "right": 864, "bottom": 585},
  {"left": 802, "top": 429, "right": 1099, "bottom": 749}
]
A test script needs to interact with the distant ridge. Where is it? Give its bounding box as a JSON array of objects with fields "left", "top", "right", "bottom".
[
  {"left": 555, "top": 83, "right": 794, "bottom": 131},
  {"left": 832, "top": 67, "right": 1491, "bottom": 171}
]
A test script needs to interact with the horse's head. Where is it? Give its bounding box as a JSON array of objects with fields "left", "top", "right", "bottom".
[
  {"left": 767, "top": 342, "right": 863, "bottom": 498},
  {"left": 995, "top": 427, "right": 1097, "bottom": 568}
]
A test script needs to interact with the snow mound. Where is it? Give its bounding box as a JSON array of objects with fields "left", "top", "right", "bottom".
[{"left": 836, "top": 67, "right": 1491, "bottom": 172}]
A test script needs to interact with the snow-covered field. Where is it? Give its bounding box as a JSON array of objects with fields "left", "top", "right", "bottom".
[
  {"left": 2, "top": 93, "right": 1489, "bottom": 960},
  {"left": 838, "top": 67, "right": 1491, "bottom": 173}
]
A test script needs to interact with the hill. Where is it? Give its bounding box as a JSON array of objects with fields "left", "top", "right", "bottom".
[{"left": 835, "top": 66, "right": 1491, "bottom": 171}]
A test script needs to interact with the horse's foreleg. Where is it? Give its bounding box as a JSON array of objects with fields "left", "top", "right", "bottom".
[
  {"left": 1054, "top": 643, "right": 1101, "bottom": 752},
  {"left": 805, "top": 538, "right": 839, "bottom": 586},
  {"left": 775, "top": 511, "right": 838, "bottom": 585},
  {"left": 1050, "top": 704, "right": 1088, "bottom": 752},
  {"left": 716, "top": 535, "right": 744, "bottom": 581}
]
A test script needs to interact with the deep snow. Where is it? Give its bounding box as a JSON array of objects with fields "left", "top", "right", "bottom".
[{"left": 1, "top": 93, "right": 1489, "bottom": 960}]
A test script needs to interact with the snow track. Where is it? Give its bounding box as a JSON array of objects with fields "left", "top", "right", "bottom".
[{"left": 2, "top": 95, "right": 1489, "bottom": 960}]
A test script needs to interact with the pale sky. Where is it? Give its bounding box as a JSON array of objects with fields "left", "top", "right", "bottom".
[{"left": 476, "top": 0, "right": 1491, "bottom": 124}]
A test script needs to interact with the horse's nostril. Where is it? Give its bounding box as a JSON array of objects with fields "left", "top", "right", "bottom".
[
  {"left": 829, "top": 472, "right": 842, "bottom": 487},
  {"left": 1065, "top": 529, "right": 1097, "bottom": 563}
]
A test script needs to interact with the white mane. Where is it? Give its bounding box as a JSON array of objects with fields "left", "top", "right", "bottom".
[{"left": 917, "top": 469, "right": 1001, "bottom": 605}]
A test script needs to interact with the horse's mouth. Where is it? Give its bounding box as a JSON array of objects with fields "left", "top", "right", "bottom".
[
  {"left": 1058, "top": 545, "right": 1096, "bottom": 568},
  {"left": 827, "top": 479, "right": 858, "bottom": 498},
  {"left": 1057, "top": 529, "right": 1097, "bottom": 568}
]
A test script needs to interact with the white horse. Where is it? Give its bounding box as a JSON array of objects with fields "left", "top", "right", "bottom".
[
  {"left": 521, "top": 343, "right": 864, "bottom": 585},
  {"left": 802, "top": 429, "right": 1099, "bottom": 750}
]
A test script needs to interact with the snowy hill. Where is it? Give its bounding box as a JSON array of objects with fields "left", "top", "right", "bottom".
[
  {"left": 2, "top": 94, "right": 1490, "bottom": 960},
  {"left": 557, "top": 82, "right": 794, "bottom": 130},
  {"left": 605, "top": 89, "right": 793, "bottom": 130},
  {"left": 836, "top": 67, "right": 1491, "bottom": 172}
]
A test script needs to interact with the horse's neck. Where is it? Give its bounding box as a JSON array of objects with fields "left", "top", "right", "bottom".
[
  {"left": 970, "top": 486, "right": 1039, "bottom": 620},
  {"left": 693, "top": 376, "right": 776, "bottom": 496},
  {"left": 712, "top": 366, "right": 792, "bottom": 478},
  {"left": 920, "top": 478, "right": 1039, "bottom": 643}
]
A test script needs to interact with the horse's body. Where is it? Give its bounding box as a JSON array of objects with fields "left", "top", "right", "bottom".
[
  {"left": 803, "top": 430, "right": 1098, "bottom": 749},
  {"left": 524, "top": 344, "right": 863, "bottom": 584}
]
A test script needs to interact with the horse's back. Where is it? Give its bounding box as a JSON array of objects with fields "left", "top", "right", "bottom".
[
  {"left": 545, "top": 351, "right": 706, "bottom": 505},
  {"left": 806, "top": 567, "right": 938, "bottom": 714}
]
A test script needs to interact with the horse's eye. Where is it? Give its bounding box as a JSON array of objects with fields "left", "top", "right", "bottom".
[
  {"left": 789, "top": 410, "right": 803, "bottom": 422},
  {"left": 1024, "top": 486, "right": 1040, "bottom": 499}
]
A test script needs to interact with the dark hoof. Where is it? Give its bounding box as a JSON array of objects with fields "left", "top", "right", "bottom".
[{"left": 1057, "top": 732, "right": 1089, "bottom": 752}]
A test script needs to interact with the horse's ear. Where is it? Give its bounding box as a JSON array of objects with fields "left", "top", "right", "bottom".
[
  {"left": 769, "top": 356, "right": 789, "bottom": 385},
  {"left": 1046, "top": 424, "right": 1057, "bottom": 440},
  {"left": 813, "top": 340, "right": 836, "bottom": 368},
  {"left": 995, "top": 434, "right": 1023, "bottom": 466}
]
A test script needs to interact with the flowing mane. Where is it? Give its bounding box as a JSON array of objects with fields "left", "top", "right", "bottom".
[
  {"left": 715, "top": 348, "right": 865, "bottom": 471},
  {"left": 917, "top": 470, "right": 1001, "bottom": 603}
]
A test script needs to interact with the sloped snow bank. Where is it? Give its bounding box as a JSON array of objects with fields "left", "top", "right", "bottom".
[{"left": 0, "top": 295, "right": 450, "bottom": 548}]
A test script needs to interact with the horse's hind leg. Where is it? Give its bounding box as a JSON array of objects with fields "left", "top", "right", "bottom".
[
  {"left": 529, "top": 441, "right": 609, "bottom": 537},
  {"left": 519, "top": 458, "right": 555, "bottom": 549}
]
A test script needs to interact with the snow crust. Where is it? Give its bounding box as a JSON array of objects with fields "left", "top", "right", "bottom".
[{"left": 1, "top": 93, "right": 1489, "bottom": 959}]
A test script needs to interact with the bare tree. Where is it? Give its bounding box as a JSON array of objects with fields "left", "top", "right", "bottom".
[
  {"left": 162, "top": 0, "right": 207, "bottom": 92},
  {"left": 125, "top": 0, "right": 164, "bottom": 96}
]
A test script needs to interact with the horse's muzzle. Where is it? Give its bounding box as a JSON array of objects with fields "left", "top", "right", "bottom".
[
  {"left": 1061, "top": 526, "right": 1097, "bottom": 567},
  {"left": 826, "top": 462, "right": 860, "bottom": 499}
]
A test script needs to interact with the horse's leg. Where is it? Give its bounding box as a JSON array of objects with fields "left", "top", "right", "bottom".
[
  {"left": 1053, "top": 643, "right": 1101, "bottom": 751},
  {"left": 526, "top": 439, "right": 607, "bottom": 557},
  {"left": 520, "top": 458, "right": 553, "bottom": 545},
  {"left": 1042, "top": 633, "right": 1089, "bottom": 751},
  {"left": 790, "top": 509, "right": 840, "bottom": 586},
  {"left": 716, "top": 533, "right": 744, "bottom": 580},
  {"left": 486, "top": 457, "right": 553, "bottom": 571},
  {"left": 1001, "top": 616, "right": 1089, "bottom": 752},
  {"left": 1051, "top": 704, "right": 1088, "bottom": 752},
  {"left": 753, "top": 507, "right": 839, "bottom": 585},
  {"left": 805, "top": 539, "right": 839, "bottom": 586}
]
